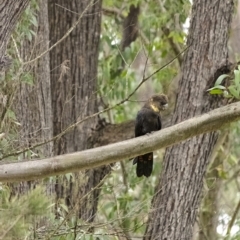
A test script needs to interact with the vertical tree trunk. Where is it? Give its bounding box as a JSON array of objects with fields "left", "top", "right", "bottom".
[
  {"left": 197, "top": 132, "right": 228, "bottom": 240},
  {"left": 0, "top": 0, "right": 29, "bottom": 61},
  {"left": 229, "top": 2, "right": 240, "bottom": 60},
  {"left": 145, "top": 1, "right": 234, "bottom": 239},
  {"left": 48, "top": 0, "right": 104, "bottom": 221},
  {"left": 0, "top": 0, "right": 29, "bottom": 128},
  {"left": 49, "top": 0, "right": 100, "bottom": 154},
  {"left": 15, "top": 0, "right": 52, "bottom": 156},
  {"left": 12, "top": 0, "right": 53, "bottom": 194},
  {"left": 198, "top": 162, "right": 221, "bottom": 240}
]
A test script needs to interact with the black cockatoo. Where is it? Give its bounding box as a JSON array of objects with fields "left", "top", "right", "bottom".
[{"left": 133, "top": 94, "right": 168, "bottom": 177}]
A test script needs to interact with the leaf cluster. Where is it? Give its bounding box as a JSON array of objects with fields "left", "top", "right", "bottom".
[
  {"left": 0, "top": 186, "right": 51, "bottom": 240},
  {"left": 98, "top": 0, "right": 190, "bottom": 123},
  {"left": 208, "top": 65, "right": 240, "bottom": 99}
]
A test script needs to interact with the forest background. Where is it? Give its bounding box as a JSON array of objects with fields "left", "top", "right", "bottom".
[{"left": 1, "top": 0, "right": 240, "bottom": 239}]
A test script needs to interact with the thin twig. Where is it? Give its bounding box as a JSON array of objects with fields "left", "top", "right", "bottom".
[
  {"left": 225, "top": 198, "right": 240, "bottom": 237},
  {"left": 161, "top": 27, "right": 183, "bottom": 65},
  {"left": 23, "top": 0, "right": 94, "bottom": 65},
  {"left": 11, "top": 36, "right": 23, "bottom": 63},
  {"left": 0, "top": 215, "right": 22, "bottom": 240},
  {"left": 102, "top": 7, "right": 150, "bottom": 46},
  {"left": 44, "top": 173, "right": 109, "bottom": 240}
]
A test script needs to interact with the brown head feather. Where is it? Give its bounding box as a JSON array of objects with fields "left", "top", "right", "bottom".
[{"left": 147, "top": 94, "right": 168, "bottom": 112}]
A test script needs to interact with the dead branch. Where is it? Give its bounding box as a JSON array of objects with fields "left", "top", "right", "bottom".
[{"left": 1, "top": 101, "right": 240, "bottom": 182}]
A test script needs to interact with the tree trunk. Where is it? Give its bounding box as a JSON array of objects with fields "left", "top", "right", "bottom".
[
  {"left": 0, "top": 0, "right": 29, "bottom": 67},
  {"left": 229, "top": 2, "right": 240, "bottom": 60},
  {"left": 0, "top": 0, "right": 29, "bottom": 132},
  {"left": 15, "top": 0, "right": 52, "bottom": 157},
  {"left": 11, "top": 0, "right": 53, "bottom": 195},
  {"left": 48, "top": 0, "right": 103, "bottom": 221},
  {"left": 197, "top": 132, "right": 228, "bottom": 240},
  {"left": 198, "top": 160, "right": 221, "bottom": 240},
  {"left": 144, "top": 1, "right": 234, "bottom": 239}
]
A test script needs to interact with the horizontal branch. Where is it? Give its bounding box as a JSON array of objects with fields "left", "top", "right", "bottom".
[{"left": 1, "top": 102, "right": 240, "bottom": 182}]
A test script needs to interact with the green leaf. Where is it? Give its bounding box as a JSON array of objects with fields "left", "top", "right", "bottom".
[
  {"left": 214, "top": 85, "right": 226, "bottom": 90},
  {"left": 30, "top": 15, "right": 38, "bottom": 27},
  {"left": 30, "top": 29, "right": 36, "bottom": 36},
  {"left": 207, "top": 85, "right": 226, "bottom": 93},
  {"left": 21, "top": 72, "right": 34, "bottom": 85},
  {"left": 228, "top": 86, "right": 240, "bottom": 99},
  {"left": 216, "top": 167, "right": 228, "bottom": 179},
  {"left": 234, "top": 69, "right": 240, "bottom": 87},
  {"left": 6, "top": 109, "right": 16, "bottom": 120},
  {"left": 209, "top": 89, "right": 223, "bottom": 95},
  {"left": 65, "top": 173, "right": 73, "bottom": 182},
  {"left": 26, "top": 31, "right": 32, "bottom": 41},
  {"left": 223, "top": 90, "right": 232, "bottom": 98},
  {"left": 214, "top": 74, "right": 229, "bottom": 86},
  {"left": 60, "top": 203, "right": 69, "bottom": 213}
]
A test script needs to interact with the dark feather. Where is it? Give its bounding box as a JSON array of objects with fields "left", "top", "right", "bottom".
[
  {"left": 133, "top": 153, "right": 153, "bottom": 177},
  {"left": 133, "top": 94, "right": 167, "bottom": 177}
]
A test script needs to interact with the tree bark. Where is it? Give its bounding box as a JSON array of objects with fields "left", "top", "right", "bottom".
[
  {"left": 144, "top": 1, "right": 234, "bottom": 240},
  {"left": 15, "top": 0, "right": 52, "bottom": 157},
  {"left": 49, "top": 0, "right": 100, "bottom": 154},
  {"left": 229, "top": 2, "right": 240, "bottom": 60},
  {"left": 11, "top": 0, "right": 53, "bottom": 195},
  {"left": 196, "top": 132, "right": 228, "bottom": 240},
  {"left": 48, "top": 0, "right": 103, "bottom": 221},
  {"left": 198, "top": 155, "right": 222, "bottom": 240},
  {"left": 0, "top": 0, "right": 29, "bottom": 131},
  {"left": 0, "top": 0, "right": 29, "bottom": 69}
]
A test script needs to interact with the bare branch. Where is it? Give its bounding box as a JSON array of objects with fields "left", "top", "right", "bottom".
[
  {"left": 1, "top": 101, "right": 240, "bottom": 182},
  {"left": 102, "top": 7, "right": 150, "bottom": 46},
  {"left": 161, "top": 27, "right": 183, "bottom": 65},
  {"left": 225, "top": 197, "right": 240, "bottom": 237}
]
